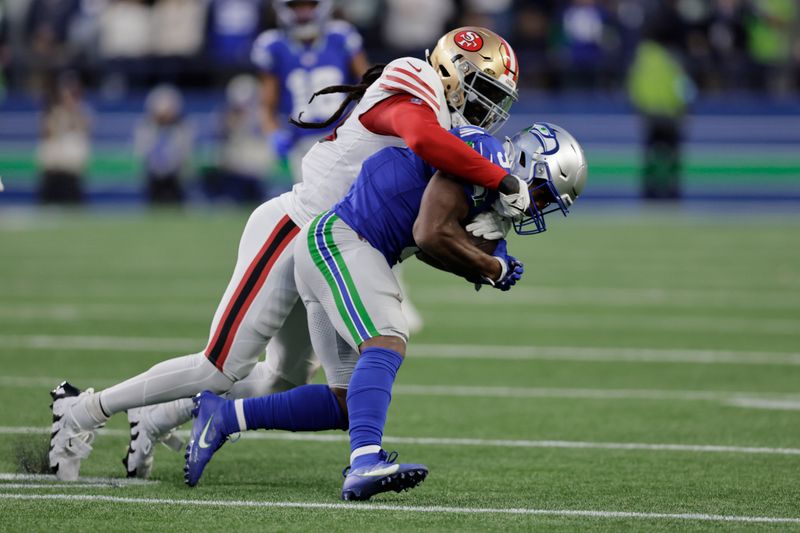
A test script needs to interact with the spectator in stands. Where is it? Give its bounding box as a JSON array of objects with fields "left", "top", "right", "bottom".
[
  {"left": 627, "top": 1, "right": 695, "bottom": 200},
  {"left": 0, "top": 3, "right": 8, "bottom": 100},
  {"left": 558, "top": 0, "right": 617, "bottom": 88},
  {"left": 204, "top": 74, "right": 273, "bottom": 203},
  {"left": 513, "top": 0, "right": 557, "bottom": 89},
  {"left": 36, "top": 73, "right": 91, "bottom": 204},
  {"left": 97, "top": 0, "right": 151, "bottom": 94},
  {"left": 23, "top": 0, "right": 83, "bottom": 93},
  {"left": 134, "top": 85, "right": 194, "bottom": 204},
  {"left": 746, "top": 0, "right": 797, "bottom": 94},
  {"left": 704, "top": 0, "right": 754, "bottom": 90},
  {"left": 381, "top": 0, "right": 454, "bottom": 57},
  {"left": 205, "top": 0, "right": 268, "bottom": 78},
  {"left": 461, "top": 0, "right": 514, "bottom": 37},
  {"left": 151, "top": 0, "right": 207, "bottom": 85}
]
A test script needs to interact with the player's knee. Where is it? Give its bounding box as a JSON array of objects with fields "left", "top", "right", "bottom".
[
  {"left": 194, "top": 353, "right": 236, "bottom": 393},
  {"left": 360, "top": 335, "right": 406, "bottom": 357}
]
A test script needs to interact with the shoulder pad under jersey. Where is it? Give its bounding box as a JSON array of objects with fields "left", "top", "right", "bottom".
[
  {"left": 325, "top": 20, "right": 363, "bottom": 55},
  {"left": 251, "top": 29, "right": 283, "bottom": 71},
  {"left": 376, "top": 57, "right": 449, "bottom": 126}
]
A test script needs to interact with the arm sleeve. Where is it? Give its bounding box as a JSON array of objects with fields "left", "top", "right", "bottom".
[{"left": 359, "top": 95, "right": 507, "bottom": 189}]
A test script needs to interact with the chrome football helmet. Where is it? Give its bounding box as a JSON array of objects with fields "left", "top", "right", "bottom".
[
  {"left": 274, "top": 0, "right": 332, "bottom": 41},
  {"left": 427, "top": 27, "right": 519, "bottom": 133},
  {"left": 504, "top": 122, "right": 588, "bottom": 235}
]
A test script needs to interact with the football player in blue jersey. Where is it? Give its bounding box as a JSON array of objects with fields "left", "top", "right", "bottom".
[
  {"left": 184, "top": 123, "right": 588, "bottom": 500},
  {"left": 253, "top": 0, "right": 368, "bottom": 183}
]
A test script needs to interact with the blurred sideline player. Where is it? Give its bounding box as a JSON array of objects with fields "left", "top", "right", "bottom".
[
  {"left": 254, "top": 0, "right": 425, "bottom": 335},
  {"left": 49, "top": 26, "right": 529, "bottom": 481},
  {"left": 184, "top": 122, "right": 588, "bottom": 500},
  {"left": 254, "top": 0, "right": 367, "bottom": 184}
]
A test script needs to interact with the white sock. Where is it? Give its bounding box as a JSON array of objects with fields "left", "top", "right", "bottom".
[
  {"left": 350, "top": 445, "right": 382, "bottom": 465},
  {"left": 70, "top": 392, "right": 109, "bottom": 429},
  {"left": 233, "top": 399, "right": 247, "bottom": 432},
  {"left": 143, "top": 398, "right": 195, "bottom": 435}
]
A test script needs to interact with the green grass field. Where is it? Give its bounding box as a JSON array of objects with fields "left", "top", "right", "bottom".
[{"left": 1, "top": 207, "right": 799, "bottom": 531}]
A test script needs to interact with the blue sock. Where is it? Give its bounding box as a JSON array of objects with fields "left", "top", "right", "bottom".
[
  {"left": 346, "top": 347, "right": 404, "bottom": 468},
  {"left": 220, "top": 384, "right": 347, "bottom": 435}
]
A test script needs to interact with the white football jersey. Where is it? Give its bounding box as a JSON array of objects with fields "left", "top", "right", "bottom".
[{"left": 279, "top": 56, "right": 451, "bottom": 227}]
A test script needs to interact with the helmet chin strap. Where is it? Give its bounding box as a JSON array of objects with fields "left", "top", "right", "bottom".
[{"left": 449, "top": 111, "right": 469, "bottom": 128}]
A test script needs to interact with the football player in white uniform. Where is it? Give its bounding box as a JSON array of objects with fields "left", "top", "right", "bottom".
[{"left": 49, "top": 26, "right": 531, "bottom": 481}]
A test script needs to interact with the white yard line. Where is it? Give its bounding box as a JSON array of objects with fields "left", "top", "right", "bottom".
[
  {"left": 1, "top": 426, "right": 798, "bottom": 456},
  {"left": 2, "top": 306, "right": 798, "bottom": 334},
  {"left": 725, "top": 398, "right": 800, "bottom": 411},
  {"left": 0, "top": 493, "right": 798, "bottom": 524},
  {"left": 4, "top": 376, "right": 799, "bottom": 405},
  {"left": 2, "top": 333, "right": 799, "bottom": 366},
  {"left": 0, "top": 474, "right": 159, "bottom": 487},
  {"left": 0, "top": 483, "right": 137, "bottom": 489},
  {"left": 412, "top": 286, "right": 800, "bottom": 310}
]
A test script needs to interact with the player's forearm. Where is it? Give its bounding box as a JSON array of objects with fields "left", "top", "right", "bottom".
[
  {"left": 405, "top": 127, "right": 507, "bottom": 190},
  {"left": 360, "top": 96, "right": 507, "bottom": 189},
  {"left": 414, "top": 227, "right": 501, "bottom": 281}
]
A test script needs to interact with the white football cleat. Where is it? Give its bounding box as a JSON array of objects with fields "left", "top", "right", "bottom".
[
  {"left": 49, "top": 382, "right": 99, "bottom": 481},
  {"left": 123, "top": 406, "right": 185, "bottom": 478}
]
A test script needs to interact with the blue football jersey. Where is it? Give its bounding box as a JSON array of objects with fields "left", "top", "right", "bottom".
[
  {"left": 251, "top": 21, "right": 362, "bottom": 142},
  {"left": 333, "top": 126, "right": 509, "bottom": 266}
]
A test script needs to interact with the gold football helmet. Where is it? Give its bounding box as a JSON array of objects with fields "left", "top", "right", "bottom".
[{"left": 427, "top": 27, "right": 519, "bottom": 133}]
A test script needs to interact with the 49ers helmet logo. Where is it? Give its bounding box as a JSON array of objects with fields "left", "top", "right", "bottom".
[{"left": 454, "top": 30, "right": 483, "bottom": 51}]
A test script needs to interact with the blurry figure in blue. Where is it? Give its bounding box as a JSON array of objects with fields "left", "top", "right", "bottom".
[
  {"left": 134, "top": 85, "right": 194, "bottom": 204},
  {"left": 559, "top": 0, "right": 616, "bottom": 88},
  {"left": 251, "top": 0, "right": 368, "bottom": 184},
  {"left": 206, "top": 0, "right": 268, "bottom": 75},
  {"left": 205, "top": 74, "right": 275, "bottom": 204}
]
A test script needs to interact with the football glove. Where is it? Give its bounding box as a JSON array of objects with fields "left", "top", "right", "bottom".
[
  {"left": 493, "top": 174, "right": 531, "bottom": 221},
  {"left": 474, "top": 239, "right": 524, "bottom": 291},
  {"left": 465, "top": 210, "right": 512, "bottom": 240},
  {"left": 270, "top": 129, "right": 295, "bottom": 160}
]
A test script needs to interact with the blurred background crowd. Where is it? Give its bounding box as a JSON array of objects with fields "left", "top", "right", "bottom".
[
  {"left": 2, "top": 0, "right": 799, "bottom": 96},
  {"left": 0, "top": 0, "right": 798, "bottom": 205}
]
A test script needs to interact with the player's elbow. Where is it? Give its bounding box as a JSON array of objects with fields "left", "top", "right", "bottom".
[
  {"left": 412, "top": 220, "right": 437, "bottom": 252},
  {"left": 413, "top": 220, "right": 454, "bottom": 256},
  {"left": 404, "top": 130, "right": 436, "bottom": 160}
]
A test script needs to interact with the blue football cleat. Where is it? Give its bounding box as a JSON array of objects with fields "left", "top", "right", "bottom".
[
  {"left": 184, "top": 391, "right": 230, "bottom": 487},
  {"left": 341, "top": 450, "right": 428, "bottom": 501}
]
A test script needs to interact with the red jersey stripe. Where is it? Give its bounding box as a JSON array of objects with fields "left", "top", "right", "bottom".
[
  {"left": 387, "top": 66, "right": 438, "bottom": 101},
  {"left": 204, "top": 215, "right": 299, "bottom": 371}
]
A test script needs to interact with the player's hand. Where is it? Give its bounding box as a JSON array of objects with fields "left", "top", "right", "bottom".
[
  {"left": 465, "top": 210, "right": 511, "bottom": 241},
  {"left": 474, "top": 239, "right": 524, "bottom": 291},
  {"left": 493, "top": 174, "right": 531, "bottom": 221},
  {"left": 270, "top": 129, "right": 294, "bottom": 160},
  {"left": 491, "top": 239, "right": 524, "bottom": 291}
]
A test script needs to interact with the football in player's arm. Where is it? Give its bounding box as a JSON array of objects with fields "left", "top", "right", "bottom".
[{"left": 414, "top": 171, "right": 522, "bottom": 289}]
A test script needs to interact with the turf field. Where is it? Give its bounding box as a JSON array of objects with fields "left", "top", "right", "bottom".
[{"left": 1, "top": 206, "right": 799, "bottom": 531}]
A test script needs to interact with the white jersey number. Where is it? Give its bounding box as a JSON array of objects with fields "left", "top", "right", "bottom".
[{"left": 286, "top": 66, "right": 345, "bottom": 121}]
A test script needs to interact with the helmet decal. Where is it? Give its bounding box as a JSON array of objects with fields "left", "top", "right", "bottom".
[
  {"left": 530, "top": 124, "right": 560, "bottom": 156},
  {"left": 454, "top": 30, "right": 484, "bottom": 52},
  {"left": 498, "top": 38, "right": 519, "bottom": 84},
  {"left": 429, "top": 27, "right": 519, "bottom": 133},
  {"left": 505, "top": 122, "right": 588, "bottom": 235}
]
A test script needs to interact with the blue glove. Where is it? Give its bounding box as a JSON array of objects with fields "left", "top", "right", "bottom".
[
  {"left": 474, "top": 239, "right": 524, "bottom": 291},
  {"left": 270, "top": 129, "right": 295, "bottom": 160},
  {"left": 492, "top": 239, "right": 524, "bottom": 291}
]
